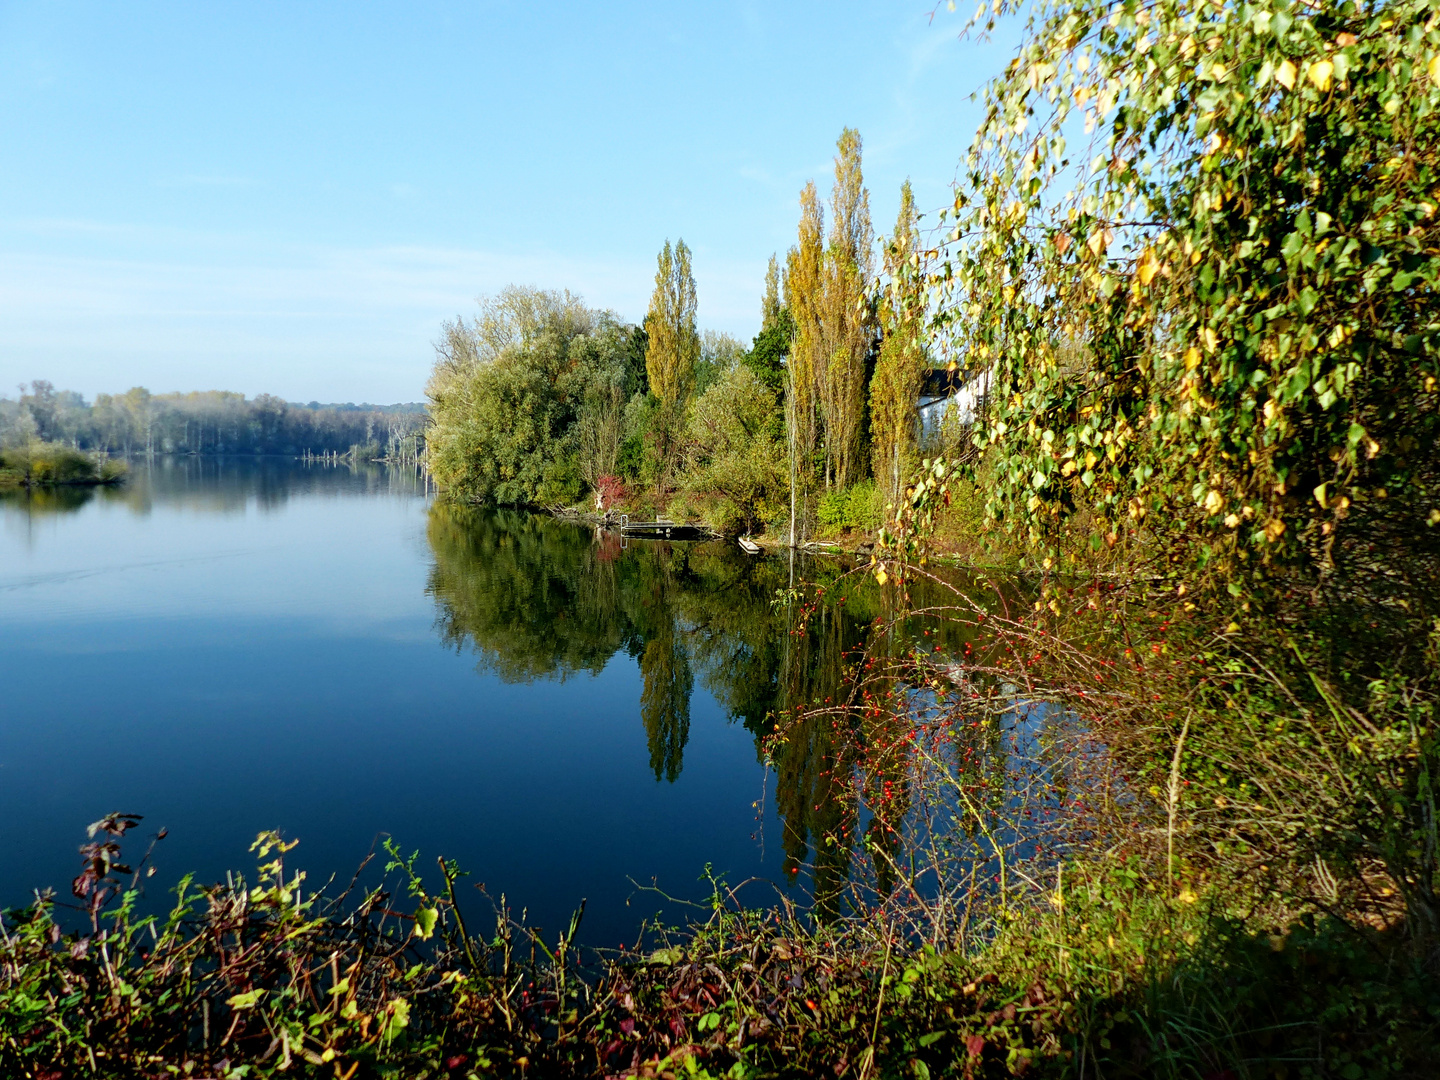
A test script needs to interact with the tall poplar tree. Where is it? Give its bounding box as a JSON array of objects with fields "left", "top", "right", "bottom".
[
  {"left": 644, "top": 239, "right": 699, "bottom": 407},
  {"left": 785, "top": 184, "right": 825, "bottom": 545},
  {"left": 760, "top": 255, "right": 783, "bottom": 331},
  {"left": 870, "top": 180, "right": 925, "bottom": 503},
  {"left": 818, "top": 128, "right": 876, "bottom": 490},
  {"left": 745, "top": 254, "right": 794, "bottom": 394}
]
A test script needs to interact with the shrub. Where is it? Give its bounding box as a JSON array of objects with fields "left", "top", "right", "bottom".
[
  {"left": 817, "top": 480, "right": 883, "bottom": 530},
  {"left": 593, "top": 473, "right": 626, "bottom": 511},
  {"left": 0, "top": 442, "right": 110, "bottom": 484},
  {"left": 681, "top": 366, "right": 785, "bottom": 532}
]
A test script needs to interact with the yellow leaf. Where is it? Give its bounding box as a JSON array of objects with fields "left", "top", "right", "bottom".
[
  {"left": 1307, "top": 60, "right": 1333, "bottom": 91},
  {"left": 1200, "top": 327, "right": 1218, "bottom": 352},
  {"left": 874, "top": 567, "right": 888, "bottom": 586},
  {"left": 1177, "top": 886, "right": 1197, "bottom": 904},
  {"left": 1204, "top": 490, "right": 1223, "bottom": 514},
  {"left": 1275, "top": 59, "right": 1296, "bottom": 90},
  {"left": 1137, "top": 248, "right": 1161, "bottom": 286},
  {"left": 1183, "top": 346, "right": 1201, "bottom": 371},
  {"left": 1429, "top": 54, "right": 1440, "bottom": 83}
]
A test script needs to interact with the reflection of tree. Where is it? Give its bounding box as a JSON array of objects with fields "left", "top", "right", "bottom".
[
  {"left": 427, "top": 504, "right": 625, "bottom": 682},
  {"left": 640, "top": 633, "right": 692, "bottom": 782},
  {"left": 770, "top": 598, "right": 863, "bottom": 917},
  {"left": 423, "top": 501, "right": 1001, "bottom": 896},
  {"left": 0, "top": 486, "right": 98, "bottom": 515}
]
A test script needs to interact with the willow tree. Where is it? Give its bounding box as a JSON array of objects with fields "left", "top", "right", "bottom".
[
  {"left": 785, "top": 184, "right": 825, "bottom": 545},
  {"left": 870, "top": 180, "right": 924, "bottom": 503},
  {"left": 818, "top": 127, "right": 877, "bottom": 490},
  {"left": 644, "top": 239, "right": 699, "bottom": 406}
]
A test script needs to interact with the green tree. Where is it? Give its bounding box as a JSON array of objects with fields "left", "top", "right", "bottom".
[
  {"left": 644, "top": 240, "right": 699, "bottom": 406},
  {"left": 745, "top": 254, "right": 793, "bottom": 395},
  {"left": 818, "top": 128, "right": 876, "bottom": 491},
  {"left": 426, "top": 286, "right": 635, "bottom": 506},
  {"left": 643, "top": 240, "right": 700, "bottom": 492},
  {"left": 682, "top": 365, "right": 786, "bottom": 533},
  {"left": 693, "top": 330, "right": 747, "bottom": 399},
  {"left": 785, "top": 184, "right": 826, "bottom": 544}
]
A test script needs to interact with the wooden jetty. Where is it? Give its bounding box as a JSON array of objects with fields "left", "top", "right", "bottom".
[{"left": 616, "top": 515, "right": 712, "bottom": 540}]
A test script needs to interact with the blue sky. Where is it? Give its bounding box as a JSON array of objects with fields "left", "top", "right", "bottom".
[{"left": 0, "top": 2, "right": 1018, "bottom": 403}]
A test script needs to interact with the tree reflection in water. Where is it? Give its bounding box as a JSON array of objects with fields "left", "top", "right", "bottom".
[{"left": 424, "top": 503, "right": 991, "bottom": 912}]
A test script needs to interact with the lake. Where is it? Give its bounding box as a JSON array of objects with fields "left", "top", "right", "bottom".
[{"left": 0, "top": 457, "right": 911, "bottom": 947}]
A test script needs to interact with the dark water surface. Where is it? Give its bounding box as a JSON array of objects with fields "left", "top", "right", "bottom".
[{"left": 0, "top": 458, "right": 893, "bottom": 946}]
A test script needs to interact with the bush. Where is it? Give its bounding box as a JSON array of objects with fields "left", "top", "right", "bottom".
[
  {"left": 98, "top": 456, "right": 129, "bottom": 482},
  {"left": 0, "top": 442, "right": 114, "bottom": 485},
  {"left": 817, "top": 480, "right": 883, "bottom": 531},
  {"left": 680, "top": 366, "right": 785, "bottom": 533}
]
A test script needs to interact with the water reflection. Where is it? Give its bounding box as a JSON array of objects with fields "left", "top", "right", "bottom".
[
  {"left": 424, "top": 503, "right": 995, "bottom": 901},
  {"left": 0, "top": 455, "right": 427, "bottom": 522}
]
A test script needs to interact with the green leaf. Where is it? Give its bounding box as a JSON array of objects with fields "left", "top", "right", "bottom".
[
  {"left": 226, "top": 989, "right": 265, "bottom": 1010},
  {"left": 379, "top": 998, "right": 410, "bottom": 1043},
  {"left": 414, "top": 905, "right": 438, "bottom": 940}
]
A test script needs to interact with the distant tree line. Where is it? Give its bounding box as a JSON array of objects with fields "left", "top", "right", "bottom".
[
  {"left": 0, "top": 382, "right": 426, "bottom": 459},
  {"left": 425, "top": 128, "right": 935, "bottom": 539}
]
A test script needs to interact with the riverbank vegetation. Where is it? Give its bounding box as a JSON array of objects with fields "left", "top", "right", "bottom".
[
  {"left": 0, "top": 382, "right": 425, "bottom": 461},
  {"left": 0, "top": 441, "right": 127, "bottom": 487}
]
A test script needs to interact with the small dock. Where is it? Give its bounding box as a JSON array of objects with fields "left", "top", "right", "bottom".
[{"left": 616, "top": 517, "right": 712, "bottom": 541}]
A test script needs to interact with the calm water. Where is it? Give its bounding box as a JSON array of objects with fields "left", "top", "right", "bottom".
[{"left": 0, "top": 458, "right": 901, "bottom": 945}]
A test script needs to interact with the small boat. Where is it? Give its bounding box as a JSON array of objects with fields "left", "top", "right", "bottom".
[{"left": 737, "top": 536, "right": 762, "bottom": 555}]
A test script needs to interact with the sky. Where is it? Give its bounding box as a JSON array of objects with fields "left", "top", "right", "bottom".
[{"left": 0, "top": 1, "right": 1020, "bottom": 404}]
